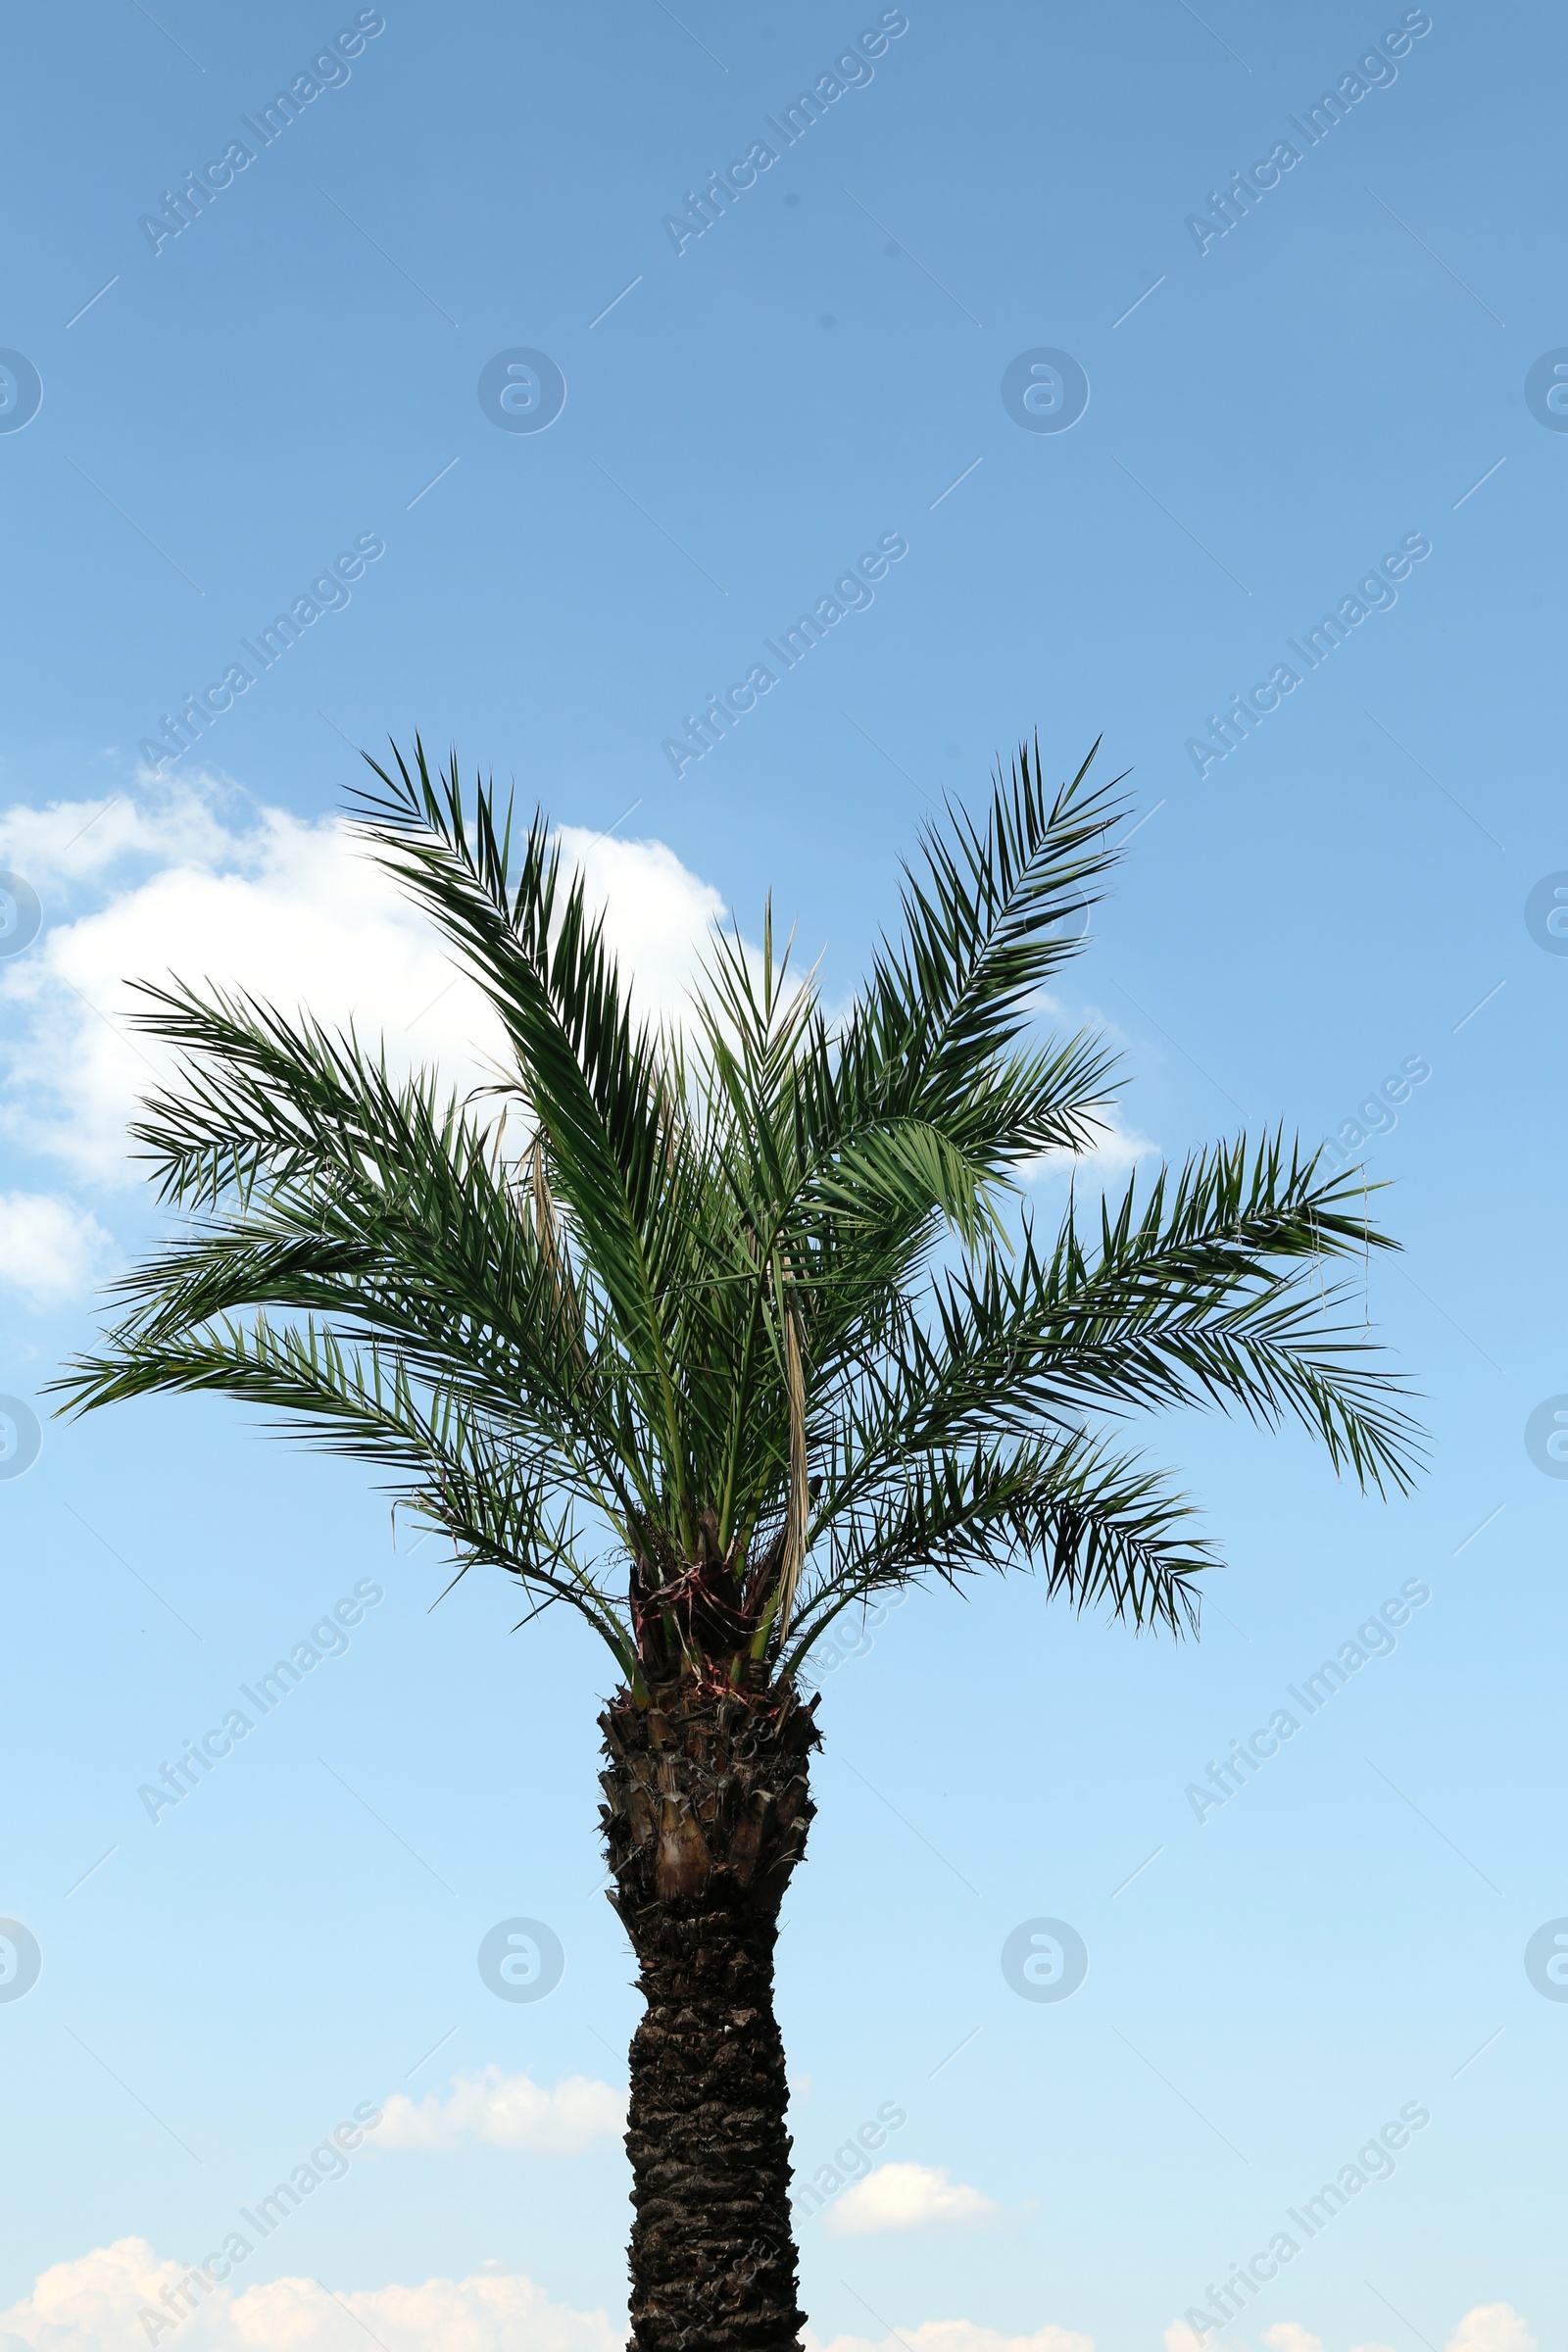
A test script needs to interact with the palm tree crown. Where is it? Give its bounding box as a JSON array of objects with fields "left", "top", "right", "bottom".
[{"left": 59, "top": 738, "right": 1421, "bottom": 1689}]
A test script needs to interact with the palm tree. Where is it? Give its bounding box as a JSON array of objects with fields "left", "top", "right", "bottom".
[{"left": 58, "top": 738, "right": 1420, "bottom": 2352}]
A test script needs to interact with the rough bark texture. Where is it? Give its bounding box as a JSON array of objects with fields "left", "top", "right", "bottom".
[{"left": 600, "top": 1675, "right": 820, "bottom": 2352}]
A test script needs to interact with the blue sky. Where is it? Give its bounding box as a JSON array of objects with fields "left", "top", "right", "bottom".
[{"left": 1, "top": 6, "right": 1564, "bottom": 2352}]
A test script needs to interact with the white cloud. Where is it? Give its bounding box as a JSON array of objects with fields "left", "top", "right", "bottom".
[
  {"left": 1263, "top": 2327, "right": 1325, "bottom": 2352},
  {"left": 0, "top": 2252, "right": 1529, "bottom": 2352},
  {"left": 1023, "top": 1102, "right": 1158, "bottom": 1194},
  {"left": 0, "top": 2240, "right": 622, "bottom": 2352},
  {"left": 0, "top": 2237, "right": 188, "bottom": 2352},
  {"left": 0, "top": 776, "right": 734, "bottom": 1191},
  {"left": 1167, "top": 2316, "right": 1528, "bottom": 2352},
  {"left": 554, "top": 824, "right": 726, "bottom": 1018},
  {"left": 0, "top": 782, "right": 495, "bottom": 1188},
  {"left": 0, "top": 1190, "right": 114, "bottom": 1301},
  {"left": 825, "top": 2160, "right": 997, "bottom": 2234},
  {"left": 809, "top": 2325, "right": 1092, "bottom": 2352},
  {"left": 376, "top": 2066, "right": 626, "bottom": 2155},
  {"left": 0, "top": 780, "right": 241, "bottom": 889},
  {"left": 1015, "top": 990, "right": 1155, "bottom": 1198},
  {"left": 1447, "top": 2311, "right": 1535, "bottom": 2352},
  {"left": 226, "top": 2270, "right": 623, "bottom": 2352},
  {"left": 1262, "top": 2326, "right": 1398, "bottom": 2352}
]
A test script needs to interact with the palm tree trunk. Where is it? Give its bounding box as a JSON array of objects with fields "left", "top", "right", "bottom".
[{"left": 600, "top": 1676, "right": 820, "bottom": 2352}]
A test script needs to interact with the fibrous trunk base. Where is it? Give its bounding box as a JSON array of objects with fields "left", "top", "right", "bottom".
[{"left": 600, "top": 1676, "right": 819, "bottom": 2352}]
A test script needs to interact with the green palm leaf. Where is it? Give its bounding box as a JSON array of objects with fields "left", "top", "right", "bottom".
[{"left": 54, "top": 734, "right": 1423, "bottom": 1694}]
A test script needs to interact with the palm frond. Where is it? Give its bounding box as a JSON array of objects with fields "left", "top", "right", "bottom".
[
  {"left": 783, "top": 1426, "right": 1212, "bottom": 1674},
  {"left": 58, "top": 732, "right": 1424, "bottom": 1684}
]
